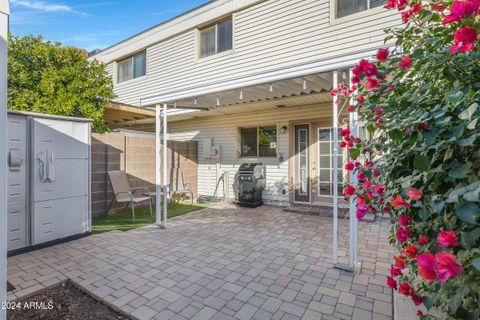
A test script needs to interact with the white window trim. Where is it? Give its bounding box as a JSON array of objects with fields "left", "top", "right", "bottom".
[
  {"left": 330, "top": 0, "right": 386, "bottom": 25},
  {"left": 239, "top": 125, "right": 278, "bottom": 159},
  {"left": 197, "top": 15, "right": 235, "bottom": 61},
  {"left": 116, "top": 49, "right": 147, "bottom": 84}
]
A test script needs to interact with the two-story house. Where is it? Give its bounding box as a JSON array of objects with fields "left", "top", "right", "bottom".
[{"left": 92, "top": 0, "right": 400, "bottom": 208}]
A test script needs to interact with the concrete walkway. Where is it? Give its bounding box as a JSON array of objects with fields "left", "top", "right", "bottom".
[{"left": 8, "top": 205, "right": 393, "bottom": 320}]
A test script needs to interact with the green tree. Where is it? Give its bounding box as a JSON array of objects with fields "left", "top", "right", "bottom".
[{"left": 8, "top": 34, "right": 114, "bottom": 132}]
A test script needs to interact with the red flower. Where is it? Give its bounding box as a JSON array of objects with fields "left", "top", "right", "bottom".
[
  {"left": 394, "top": 256, "right": 408, "bottom": 269},
  {"left": 359, "top": 59, "right": 378, "bottom": 76},
  {"left": 390, "top": 266, "right": 403, "bottom": 277},
  {"left": 417, "top": 310, "right": 423, "bottom": 316},
  {"left": 406, "top": 188, "right": 423, "bottom": 201},
  {"left": 344, "top": 162, "right": 355, "bottom": 171},
  {"left": 387, "top": 276, "right": 398, "bottom": 289},
  {"left": 374, "top": 184, "right": 385, "bottom": 195},
  {"left": 418, "top": 235, "right": 428, "bottom": 245},
  {"left": 340, "top": 141, "right": 347, "bottom": 148},
  {"left": 398, "top": 283, "right": 412, "bottom": 296},
  {"left": 343, "top": 184, "right": 356, "bottom": 196},
  {"left": 363, "top": 180, "right": 372, "bottom": 188},
  {"left": 436, "top": 252, "right": 462, "bottom": 282},
  {"left": 442, "top": 0, "right": 480, "bottom": 25},
  {"left": 341, "top": 128, "right": 351, "bottom": 136},
  {"left": 450, "top": 26, "right": 478, "bottom": 54},
  {"left": 402, "top": 245, "right": 419, "bottom": 258},
  {"left": 399, "top": 56, "right": 412, "bottom": 70},
  {"left": 419, "top": 122, "right": 431, "bottom": 131},
  {"left": 384, "top": 0, "right": 397, "bottom": 9},
  {"left": 402, "top": 10, "right": 413, "bottom": 23},
  {"left": 398, "top": 215, "right": 410, "bottom": 226},
  {"left": 417, "top": 253, "right": 437, "bottom": 283},
  {"left": 411, "top": 293, "right": 423, "bottom": 306},
  {"left": 365, "top": 78, "right": 379, "bottom": 90},
  {"left": 330, "top": 89, "right": 338, "bottom": 96},
  {"left": 390, "top": 195, "right": 411, "bottom": 209},
  {"left": 357, "top": 96, "right": 365, "bottom": 104},
  {"left": 356, "top": 204, "right": 369, "bottom": 220},
  {"left": 437, "top": 230, "right": 458, "bottom": 247},
  {"left": 375, "top": 107, "right": 383, "bottom": 115},
  {"left": 376, "top": 48, "right": 390, "bottom": 61},
  {"left": 348, "top": 104, "right": 356, "bottom": 112},
  {"left": 357, "top": 171, "right": 366, "bottom": 182},
  {"left": 397, "top": 227, "right": 411, "bottom": 243}
]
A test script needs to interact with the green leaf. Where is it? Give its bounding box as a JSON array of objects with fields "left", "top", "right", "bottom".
[
  {"left": 457, "top": 202, "right": 480, "bottom": 225},
  {"left": 472, "top": 258, "right": 480, "bottom": 272},
  {"left": 462, "top": 228, "right": 480, "bottom": 248},
  {"left": 414, "top": 154, "right": 430, "bottom": 171},
  {"left": 449, "top": 163, "right": 471, "bottom": 179},
  {"left": 449, "top": 287, "right": 469, "bottom": 314},
  {"left": 459, "top": 103, "right": 478, "bottom": 121},
  {"left": 447, "top": 91, "right": 464, "bottom": 104},
  {"left": 349, "top": 148, "right": 360, "bottom": 159},
  {"left": 459, "top": 134, "right": 478, "bottom": 147}
]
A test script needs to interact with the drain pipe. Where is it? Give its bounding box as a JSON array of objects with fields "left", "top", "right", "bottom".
[{"left": 0, "top": 1, "right": 10, "bottom": 319}]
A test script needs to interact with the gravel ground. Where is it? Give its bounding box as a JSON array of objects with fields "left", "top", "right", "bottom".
[{"left": 7, "top": 282, "right": 130, "bottom": 320}]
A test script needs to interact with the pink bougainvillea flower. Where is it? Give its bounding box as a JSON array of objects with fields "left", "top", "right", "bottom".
[
  {"left": 450, "top": 26, "right": 478, "bottom": 54},
  {"left": 437, "top": 230, "right": 458, "bottom": 247},
  {"left": 374, "top": 184, "right": 386, "bottom": 195},
  {"left": 436, "top": 252, "right": 462, "bottom": 282},
  {"left": 341, "top": 128, "right": 351, "bottom": 136},
  {"left": 387, "top": 276, "right": 398, "bottom": 290},
  {"left": 330, "top": 89, "right": 338, "bottom": 96},
  {"left": 363, "top": 180, "right": 372, "bottom": 189},
  {"left": 344, "top": 162, "right": 355, "bottom": 171},
  {"left": 359, "top": 59, "right": 378, "bottom": 76},
  {"left": 442, "top": 0, "right": 480, "bottom": 25},
  {"left": 376, "top": 48, "right": 390, "bottom": 61},
  {"left": 411, "top": 293, "right": 423, "bottom": 306},
  {"left": 399, "top": 56, "right": 412, "bottom": 70},
  {"left": 430, "top": 3, "right": 446, "bottom": 12},
  {"left": 402, "top": 10, "right": 413, "bottom": 23},
  {"left": 343, "top": 184, "right": 356, "bottom": 196},
  {"left": 390, "top": 195, "right": 411, "bottom": 209},
  {"left": 417, "top": 310, "right": 423, "bottom": 316},
  {"left": 356, "top": 204, "right": 369, "bottom": 219},
  {"left": 384, "top": 0, "right": 397, "bottom": 9},
  {"left": 365, "top": 78, "right": 379, "bottom": 90},
  {"left": 375, "top": 107, "right": 383, "bottom": 115},
  {"left": 357, "top": 96, "right": 365, "bottom": 104},
  {"left": 348, "top": 104, "right": 356, "bottom": 112},
  {"left": 417, "top": 253, "right": 437, "bottom": 283},
  {"left": 390, "top": 266, "right": 403, "bottom": 277},
  {"left": 402, "top": 245, "right": 419, "bottom": 258},
  {"left": 398, "top": 215, "right": 410, "bottom": 227},
  {"left": 396, "top": 227, "right": 412, "bottom": 243},
  {"left": 418, "top": 235, "right": 428, "bottom": 245},
  {"left": 373, "top": 170, "right": 381, "bottom": 179},
  {"left": 398, "top": 283, "right": 412, "bottom": 296},
  {"left": 407, "top": 188, "right": 423, "bottom": 201}
]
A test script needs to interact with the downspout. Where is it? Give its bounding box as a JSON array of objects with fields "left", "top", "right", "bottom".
[{"left": 0, "top": 1, "right": 9, "bottom": 319}]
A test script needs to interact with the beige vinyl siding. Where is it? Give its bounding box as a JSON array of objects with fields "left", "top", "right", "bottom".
[
  {"left": 103, "top": 0, "right": 400, "bottom": 106},
  {"left": 167, "top": 103, "right": 341, "bottom": 204}
]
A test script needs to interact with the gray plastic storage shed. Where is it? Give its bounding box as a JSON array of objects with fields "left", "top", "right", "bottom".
[{"left": 7, "top": 110, "right": 91, "bottom": 253}]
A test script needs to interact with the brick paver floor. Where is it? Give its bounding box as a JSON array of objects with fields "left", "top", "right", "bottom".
[{"left": 7, "top": 205, "right": 393, "bottom": 320}]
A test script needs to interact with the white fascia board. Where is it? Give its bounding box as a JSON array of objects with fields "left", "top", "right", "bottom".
[
  {"left": 93, "top": 0, "right": 264, "bottom": 64},
  {"left": 141, "top": 49, "right": 377, "bottom": 106},
  {"left": 0, "top": 0, "right": 9, "bottom": 15}
]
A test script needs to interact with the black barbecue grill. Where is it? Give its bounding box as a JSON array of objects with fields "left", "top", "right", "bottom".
[{"left": 236, "top": 163, "right": 265, "bottom": 208}]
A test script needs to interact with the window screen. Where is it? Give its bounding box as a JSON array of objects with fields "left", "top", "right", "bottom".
[
  {"left": 117, "top": 50, "right": 146, "bottom": 83},
  {"left": 241, "top": 128, "right": 257, "bottom": 157},
  {"left": 217, "top": 19, "right": 233, "bottom": 53},
  {"left": 118, "top": 59, "right": 133, "bottom": 83},
  {"left": 200, "top": 27, "right": 216, "bottom": 58},
  {"left": 336, "top": 0, "right": 386, "bottom": 18},
  {"left": 259, "top": 126, "right": 277, "bottom": 157},
  {"left": 133, "top": 51, "right": 146, "bottom": 78}
]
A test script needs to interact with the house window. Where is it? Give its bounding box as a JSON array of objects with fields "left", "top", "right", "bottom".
[
  {"left": 335, "top": 0, "right": 386, "bottom": 18},
  {"left": 199, "top": 18, "right": 233, "bottom": 58},
  {"left": 318, "top": 128, "right": 345, "bottom": 196},
  {"left": 117, "top": 50, "right": 146, "bottom": 83},
  {"left": 240, "top": 126, "right": 277, "bottom": 157}
]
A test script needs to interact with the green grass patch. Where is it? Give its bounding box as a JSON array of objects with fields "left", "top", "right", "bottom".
[{"left": 92, "top": 202, "right": 209, "bottom": 234}]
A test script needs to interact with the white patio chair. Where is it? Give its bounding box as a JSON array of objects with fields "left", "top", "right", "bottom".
[
  {"left": 170, "top": 167, "right": 193, "bottom": 207},
  {"left": 107, "top": 170, "right": 152, "bottom": 222}
]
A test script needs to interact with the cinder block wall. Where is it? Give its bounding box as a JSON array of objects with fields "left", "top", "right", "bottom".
[{"left": 91, "top": 132, "right": 198, "bottom": 217}]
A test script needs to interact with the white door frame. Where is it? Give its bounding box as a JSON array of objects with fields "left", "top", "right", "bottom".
[{"left": 0, "top": 1, "right": 9, "bottom": 319}]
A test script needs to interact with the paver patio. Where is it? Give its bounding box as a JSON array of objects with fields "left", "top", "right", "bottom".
[{"left": 7, "top": 205, "right": 393, "bottom": 320}]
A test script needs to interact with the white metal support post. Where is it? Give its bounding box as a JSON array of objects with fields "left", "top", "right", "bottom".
[
  {"left": 162, "top": 103, "right": 168, "bottom": 228},
  {"left": 155, "top": 104, "right": 162, "bottom": 226},
  {"left": 0, "top": 1, "right": 9, "bottom": 319},
  {"left": 332, "top": 70, "right": 339, "bottom": 265},
  {"left": 348, "top": 69, "right": 360, "bottom": 270}
]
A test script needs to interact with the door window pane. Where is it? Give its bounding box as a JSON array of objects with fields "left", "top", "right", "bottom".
[
  {"left": 118, "top": 59, "right": 132, "bottom": 83},
  {"left": 259, "top": 126, "right": 277, "bottom": 157},
  {"left": 200, "top": 27, "right": 216, "bottom": 57},
  {"left": 241, "top": 128, "right": 257, "bottom": 157},
  {"left": 133, "top": 51, "right": 146, "bottom": 78},
  {"left": 317, "top": 128, "right": 345, "bottom": 197},
  {"left": 217, "top": 19, "right": 233, "bottom": 53}
]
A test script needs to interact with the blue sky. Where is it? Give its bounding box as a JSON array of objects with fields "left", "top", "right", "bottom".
[{"left": 10, "top": 0, "right": 210, "bottom": 52}]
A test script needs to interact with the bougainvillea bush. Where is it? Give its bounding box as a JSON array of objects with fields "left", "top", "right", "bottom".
[{"left": 331, "top": 0, "right": 480, "bottom": 318}]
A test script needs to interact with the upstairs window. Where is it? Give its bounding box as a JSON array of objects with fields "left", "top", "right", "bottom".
[
  {"left": 240, "top": 126, "right": 277, "bottom": 158},
  {"left": 117, "top": 50, "right": 146, "bottom": 83},
  {"left": 199, "top": 18, "right": 233, "bottom": 58},
  {"left": 335, "top": 0, "right": 386, "bottom": 18}
]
